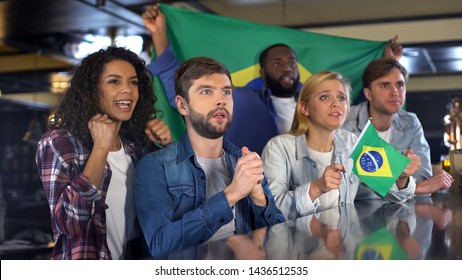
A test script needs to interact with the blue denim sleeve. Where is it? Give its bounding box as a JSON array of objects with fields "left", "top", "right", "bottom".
[
  {"left": 145, "top": 45, "right": 180, "bottom": 109},
  {"left": 408, "top": 119, "right": 432, "bottom": 181},
  {"left": 251, "top": 179, "right": 286, "bottom": 228},
  {"left": 134, "top": 153, "right": 234, "bottom": 258}
]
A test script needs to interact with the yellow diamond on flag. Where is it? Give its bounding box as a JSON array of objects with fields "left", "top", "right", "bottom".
[
  {"left": 356, "top": 244, "right": 393, "bottom": 260},
  {"left": 356, "top": 146, "right": 393, "bottom": 177},
  {"left": 231, "top": 63, "right": 312, "bottom": 87}
]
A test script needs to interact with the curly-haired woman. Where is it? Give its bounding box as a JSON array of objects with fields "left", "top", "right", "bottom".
[{"left": 36, "top": 46, "right": 171, "bottom": 259}]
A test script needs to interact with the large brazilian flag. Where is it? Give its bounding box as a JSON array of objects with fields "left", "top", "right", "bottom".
[{"left": 155, "top": 3, "right": 388, "bottom": 140}]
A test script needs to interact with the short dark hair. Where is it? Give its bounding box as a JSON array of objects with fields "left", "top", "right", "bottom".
[
  {"left": 259, "top": 43, "right": 296, "bottom": 67},
  {"left": 175, "top": 57, "right": 232, "bottom": 102},
  {"left": 362, "top": 58, "right": 409, "bottom": 89}
]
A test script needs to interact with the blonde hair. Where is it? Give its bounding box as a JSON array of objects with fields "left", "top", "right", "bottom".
[{"left": 290, "top": 71, "right": 351, "bottom": 136}]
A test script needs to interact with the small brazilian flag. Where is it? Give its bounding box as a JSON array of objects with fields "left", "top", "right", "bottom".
[
  {"left": 349, "top": 120, "right": 410, "bottom": 196},
  {"left": 355, "top": 228, "right": 408, "bottom": 260}
]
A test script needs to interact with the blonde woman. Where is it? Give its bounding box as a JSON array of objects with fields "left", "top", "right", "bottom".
[{"left": 262, "top": 71, "right": 419, "bottom": 221}]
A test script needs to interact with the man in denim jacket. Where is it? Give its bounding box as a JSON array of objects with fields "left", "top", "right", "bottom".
[
  {"left": 342, "top": 59, "right": 453, "bottom": 198},
  {"left": 134, "top": 57, "right": 285, "bottom": 258}
]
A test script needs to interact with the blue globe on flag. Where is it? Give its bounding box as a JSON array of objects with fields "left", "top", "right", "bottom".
[{"left": 359, "top": 151, "right": 383, "bottom": 172}]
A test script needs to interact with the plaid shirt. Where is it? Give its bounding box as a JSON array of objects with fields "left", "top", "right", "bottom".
[{"left": 36, "top": 129, "right": 142, "bottom": 259}]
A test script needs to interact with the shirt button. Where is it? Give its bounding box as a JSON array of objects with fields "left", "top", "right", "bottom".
[{"left": 220, "top": 218, "right": 225, "bottom": 223}]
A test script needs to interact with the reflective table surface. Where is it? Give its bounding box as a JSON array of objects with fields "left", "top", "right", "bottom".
[{"left": 158, "top": 189, "right": 462, "bottom": 260}]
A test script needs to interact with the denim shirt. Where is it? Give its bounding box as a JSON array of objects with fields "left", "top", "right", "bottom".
[
  {"left": 342, "top": 101, "right": 424, "bottom": 199},
  {"left": 134, "top": 133, "right": 285, "bottom": 257},
  {"left": 147, "top": 45, "right": 298, "bottom": 155},
  {"left": 261, "top": 130, "right": 360, "bottom": 220}
]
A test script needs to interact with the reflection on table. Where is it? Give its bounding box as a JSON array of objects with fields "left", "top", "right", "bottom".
[
  {"left": 0, "top": 193, "right": 53, "bottom": 260},
  {"left": 153, "top": 190, "right": 461, "bottom": 260}
]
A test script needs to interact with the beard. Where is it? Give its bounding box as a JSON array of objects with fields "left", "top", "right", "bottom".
[
  {"left": 188, "top": 106, "right": 232, "bottom": 139},
  {"left": 265, "top": 71, "right": 300, "bottom": 98}
]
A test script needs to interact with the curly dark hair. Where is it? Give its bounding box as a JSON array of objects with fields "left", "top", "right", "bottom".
[{"left": 49, "top": 46, "right": 158, "bottom": 153}]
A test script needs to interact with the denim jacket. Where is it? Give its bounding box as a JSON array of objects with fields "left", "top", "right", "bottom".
[
  {"left": 342, "top": 101, "right": 426, "bottom": 199},
  {"left": 262, "top": 130, "right": 359, "bottom": 220},
  {"left": 134, "top": 133, "right": 285, "bottom": 257}
]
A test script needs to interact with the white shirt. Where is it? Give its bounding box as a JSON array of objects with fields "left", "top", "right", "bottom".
[
  {"left": 377, "top": 125, "right": 393, "bottom": 143},
  {"left": 307, "top": 147, "right": 339, "bottom": 211},
  {"left": 105, "top": 144, "right": 137, "bottom": 260},
  {"left": 270, "top": 95, "right": 297, "bottom": 134}
]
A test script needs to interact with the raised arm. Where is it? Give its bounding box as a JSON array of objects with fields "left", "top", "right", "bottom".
[
  {"left": 383, "top": 35, "right": 403, "bottom": 61},
  {"left": 143, "top": 4, "right": 180, "bottom": 109},
  {"left": 143, "top": 4, "right": 168, "bottom": 57}
]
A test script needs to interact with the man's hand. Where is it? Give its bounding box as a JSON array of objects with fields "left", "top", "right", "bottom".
[
  {"left": 142, "top": 4, "right": 166, "bottom": 34},
  {"left": 142, "top": 4, "right": 168, "bottom": 57},
  {"left": 384, "top": 35, "right": 403, "bottom": 61},
  {"left": 396, "top": 149, "right": 421, "bottom": 189},
  {"left": 225, "top": 146, "right": 265, "bottom": 206},
  {"left": 243, "top": 146, "right": 267, "bottom": 206},
  {"left": 415, "top": 169, "right": 454, "bottom": 194},
  {"left": 145, "top": 118, "right": 172, "bottom": 147}
]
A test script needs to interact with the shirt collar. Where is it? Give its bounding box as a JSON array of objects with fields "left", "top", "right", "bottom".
[{"left": 176, "top": 132, "right": 242, "bottom": 163}]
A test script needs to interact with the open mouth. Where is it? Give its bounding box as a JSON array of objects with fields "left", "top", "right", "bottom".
[
  {"left": 114, "top": 100, "right": 133, "bottom": 110},
  {"left": 329, "top": 111, "right": 343, "bottom": 117},
  {"left": 280, "top": 75, "right": 294, "bottom": 87},
  {"left": 212, "top": 110, "right": 227, "bottom": 119}
]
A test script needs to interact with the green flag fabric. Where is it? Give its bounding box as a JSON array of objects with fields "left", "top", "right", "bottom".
[
  {"left": 349, "top": 120, "right": 410, "bottom": 197},
  {"left": 152, "top": 74, "right": 185, "bottom": 141},
  {"left": 355, "top": 228, "right": 408, "bottom": 260},
  {"left": 160, "top": 3, "right": 387, "bottom": 101}
]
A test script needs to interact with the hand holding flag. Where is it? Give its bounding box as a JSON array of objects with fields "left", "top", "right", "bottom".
[
  {"left": 396, "top": 149, "right": 421, "bottom": 189},
  {"left": 348, "top": 120, "right": 411, "bottom": 197}
]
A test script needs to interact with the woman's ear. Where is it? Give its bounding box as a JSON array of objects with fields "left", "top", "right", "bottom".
[{"left": 301, "top": 101, "right": 309, "bottom": 117}]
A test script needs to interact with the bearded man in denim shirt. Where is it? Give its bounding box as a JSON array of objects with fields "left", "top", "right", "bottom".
[{"left": 134, "top": 57, "right": 285, "bottom": 258}]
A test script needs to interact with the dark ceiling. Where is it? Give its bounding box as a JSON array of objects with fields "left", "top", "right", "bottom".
[{"left": 0, "top": 0, "right": 461, "bottom": 103}]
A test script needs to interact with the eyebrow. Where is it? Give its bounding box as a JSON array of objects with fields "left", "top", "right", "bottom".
[
  {"left": 103, "top": 73, "right": 138, "bottom": 79},
  {"left": 270, "top": 57, "right": 296, "bottom": 61},
  {"left": 377, "top": 81, "right": 405, "bottom": 87},
  {"left": 316, "top": 89, "right": 346, "bottom": 95},
  {"left": 195, "top": 84, "right": 233, "bottom": 91}
]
